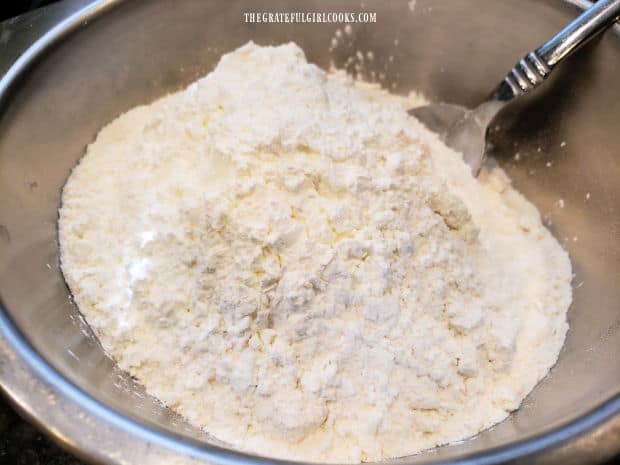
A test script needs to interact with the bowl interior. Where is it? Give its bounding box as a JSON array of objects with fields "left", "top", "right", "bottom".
[{"left": 0, "top": 0, "right": 619, "bottom": 463}]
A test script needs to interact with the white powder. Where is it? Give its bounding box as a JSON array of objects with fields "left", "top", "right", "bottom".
[{"left": 59, "top": 42, "right": 572, "bottom": 463}]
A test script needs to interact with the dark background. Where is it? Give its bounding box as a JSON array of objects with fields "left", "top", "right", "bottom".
[
  {"left": 0, "top": 395, "right": 82, "bottom": 465},
  {"left": 1, "top": 1, "right": 61, "bottom": 22}
]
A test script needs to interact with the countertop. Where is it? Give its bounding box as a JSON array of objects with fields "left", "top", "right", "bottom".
[{"left": 0, "top": 394, "right": 84, "bottom": 464}]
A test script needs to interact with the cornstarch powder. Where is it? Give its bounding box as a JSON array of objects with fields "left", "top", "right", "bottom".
[{"left": 59, "top": 42, "right": 572, "bottom": 463}]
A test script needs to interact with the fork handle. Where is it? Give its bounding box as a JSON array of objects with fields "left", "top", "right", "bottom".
[{"left": 495, "top": 0, "right": 620, "bottom": 101}]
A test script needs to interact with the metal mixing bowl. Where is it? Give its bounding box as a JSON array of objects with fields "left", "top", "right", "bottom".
[{"left": 0, "top": 1, "right": 618, "bottom": 464}]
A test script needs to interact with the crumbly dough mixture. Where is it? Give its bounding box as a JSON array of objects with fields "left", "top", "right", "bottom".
[{"left": 59, "top": 42, "right": 572, "bottom": 463}]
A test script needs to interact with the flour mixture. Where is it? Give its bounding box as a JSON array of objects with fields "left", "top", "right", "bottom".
[{"left": 59, "top": 42, "right": 572, "bottom": 463}]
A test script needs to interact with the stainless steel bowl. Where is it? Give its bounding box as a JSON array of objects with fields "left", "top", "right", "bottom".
[{"left": 0, "top": 1, "right": 619, "bottom": 464}]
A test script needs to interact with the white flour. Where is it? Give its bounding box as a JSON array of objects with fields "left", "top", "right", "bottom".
[{"left": 59, "top": 42, "right": 572, "bottom": 463}]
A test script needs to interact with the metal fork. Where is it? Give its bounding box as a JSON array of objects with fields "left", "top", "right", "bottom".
[{"left": 409, "top": 0, "right": 620, "bottom": 175}]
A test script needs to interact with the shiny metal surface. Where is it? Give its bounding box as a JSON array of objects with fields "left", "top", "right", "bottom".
[
  {"left": 410, "top": 0, "right": 620, "bottom": 174},
  {"left": 0, "top": 1, "right": 619, "bottom": 464},
  {"left": 539, "top": 0, "right": 620, "bottom": 66}
]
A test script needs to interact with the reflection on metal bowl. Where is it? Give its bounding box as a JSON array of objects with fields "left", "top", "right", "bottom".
[{"left": 0, "top": 1, "right": 618, "bottom": 464}]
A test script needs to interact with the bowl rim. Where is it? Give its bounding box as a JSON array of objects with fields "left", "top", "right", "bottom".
[{"left": 0, "top": 1, "right": 619, "bottom": 464}]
